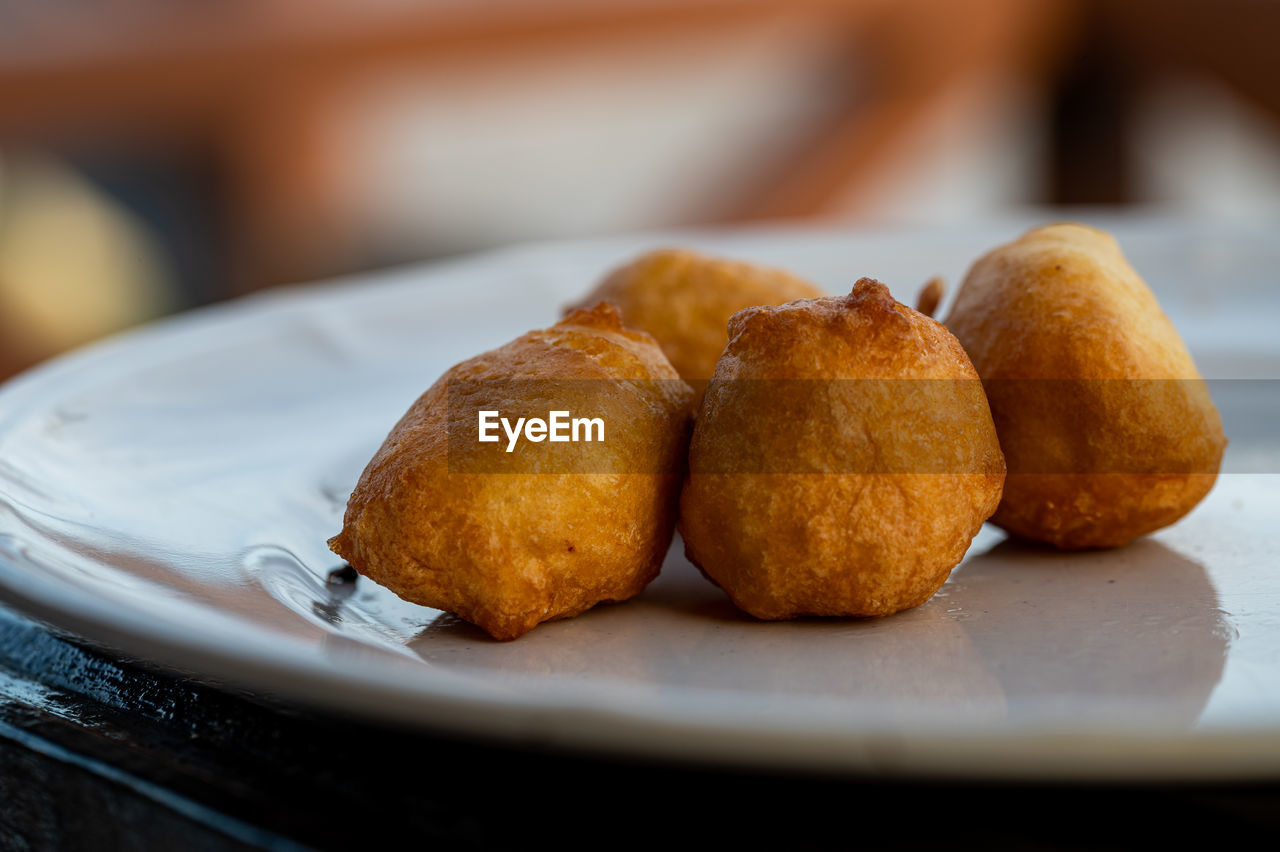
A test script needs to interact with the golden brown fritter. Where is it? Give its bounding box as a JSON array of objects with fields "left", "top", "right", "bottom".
[
  {"left": 946, "top": 223, "right": 1226, "bottom": 549},
  {"left": 568, "top": 248, "right": 825, "bottom": 396},
  {"left": 329, "top": 303, "right": 695, "bottom": 640},
  {"left": 678, "top": 279, "right": 1006, "bottom": 620}
]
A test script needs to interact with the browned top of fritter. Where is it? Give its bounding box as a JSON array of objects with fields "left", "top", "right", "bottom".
[
  {"left": 458, "top": 301, "right": 684, "bottom": 383},
  {"left": 946, "top": 223, "right": 1204, "bottom": 380},
  {"left": 569, "top": 248, "right": 825, "bottom": 383},
  {"left": 720, "top": 277, "right": 983, "bottom": 382},
  {"left": 692, "top": 278, "right": 1004, "bottom": 480}
]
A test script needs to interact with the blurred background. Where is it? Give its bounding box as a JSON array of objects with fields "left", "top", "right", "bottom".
[{"left": 1, "top": 0, "right": 1277, "bottom": 379}]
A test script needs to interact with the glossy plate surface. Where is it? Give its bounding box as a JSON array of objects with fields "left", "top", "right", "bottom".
[{"left": 1, "top": 219, "right": 1278, "bottom": 779}]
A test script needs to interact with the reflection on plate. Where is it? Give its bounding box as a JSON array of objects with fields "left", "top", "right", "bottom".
[
  {"left": 1, "top": 219, "right": 1278, "bottom": 779},
  {"left": 409, "top": 533, "right": 1231, "bottom": 726}
]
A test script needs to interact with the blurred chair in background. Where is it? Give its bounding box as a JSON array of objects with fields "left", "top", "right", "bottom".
[
  {"left": 1048, "top": 0, "right": 1280, "bottom": 206},
  {"left": 0, "top": 0, "right": 1068, "bottom": 294}
]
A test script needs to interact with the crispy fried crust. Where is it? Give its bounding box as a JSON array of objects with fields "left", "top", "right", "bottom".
[
  {"left": 678, "top": 279, "right": 1006, "bottom": 620},
  {"left": 329, "top": 303, "right": 695, "bottom": 640},
  {"left": 945, "top": 223, "right": 1226, "bottom": 549},
  {"left": 568, "top": 248, "right": 825, "bottom": 394}
]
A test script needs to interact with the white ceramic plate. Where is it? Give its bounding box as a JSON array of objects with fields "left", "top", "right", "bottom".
[{"left": 2, "top": 219, "right": 1278, "bottom": 781}]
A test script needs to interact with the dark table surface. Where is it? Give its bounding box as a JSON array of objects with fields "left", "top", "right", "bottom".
[{"left": 2, "top": 599, "right": 1278, "bottom": 850}]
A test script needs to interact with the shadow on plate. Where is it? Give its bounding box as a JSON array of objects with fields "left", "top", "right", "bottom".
[
  {"left": 944, "top": 535, "right": 1230, "bottom": 726},
  {"left": 403, "top": 533, "right": 1228, "bottom": 727}
]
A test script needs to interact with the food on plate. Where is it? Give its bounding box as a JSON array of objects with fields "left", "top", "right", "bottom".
[
  {"left": 945, "top": 223, "right": 1226, "bottom": 549},
  {"left": 567, "top": 248, "right": 825, "bottom": 398},
  {"left": 328, "top": 302, "right": 695, "bottom": 640},
  {"left": 678, "top": 278, "right": 1006, "bottom": 620}
]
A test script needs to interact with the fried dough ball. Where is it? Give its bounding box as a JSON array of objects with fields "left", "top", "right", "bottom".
[
  {"left": 946, "top": 223, "right": 1226, "bottom": 549},
  {"left": 568, "top": 248, "right": 825, "bottom": 395},
  {"left": 329, "top": 303, "right": 695, "bottom": 640},
  {"left": 679, "top": 279, "right": 1006, "bottom": 620}
]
